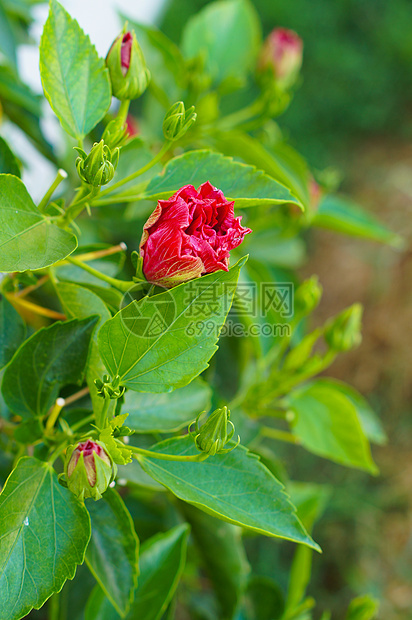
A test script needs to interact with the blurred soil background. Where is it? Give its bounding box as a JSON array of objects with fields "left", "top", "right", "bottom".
[{"left": 159, "top": 0, "right": 412, "bottom": 617}]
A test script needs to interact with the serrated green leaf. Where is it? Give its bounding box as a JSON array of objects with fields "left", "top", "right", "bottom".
[
  {"left": 0, "top": 457, "right": 90, "bottom": 620},
  {"left": 139, "top": 436, "right": 319, "bottom": 550},
  {"left": 0, "top": 174, "right": 77, "bottom": 272},
  {"left": 85, "top": 489, "right": 139, "bottom": 617},
  {"left": 286, "top": 379, "right": 378, "bottom": 473},
  {"left": 112, "top": 150, "right": 302, "bottom": 208},
  {"left": 182, "top": 0, "right": 261, "bottom": 86},
  {"left": 313, "top": 195, "right": 402, "bottom": 247},
  {"left": 56, "top": 281, "right": 112, "bottom": 426},
  {"left": 123, "top": 379, "right": 212, "bottom": 433},
  {"left": 0, "top": 136, "right": 20, "bottom": 177},
  {"left": 2, "top": 316, "right": 98, "bottom": 418},
  {"left": 39, "top": 0, "right": 111, "bottom": 139},
  {"left": 0, "top": 295, "right": 25, "bottom": 370},
  {"left": 98, "top": 257, "right": 246, "bottom": 393},
  {"left": 85, "top": 524, "right": 189, "bottom": 620}
]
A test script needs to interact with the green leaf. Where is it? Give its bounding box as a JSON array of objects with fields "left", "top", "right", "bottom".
[
  {"left": 0, "top": 136, "right": 20, "bottom": 177},
  {"left": 182, "top": 0, "right": 261, "bottom": 86},
  {"left": 56, "top": 281, "right": 112, "bottom": 425},
  {"left": 246, "top": 576, "right": 285, "bottom": 620},
  {"left": 123, "top": 379, "right": 212, "bottom": 433},
  {"left": 180, "top": 503, "right": 249, "bottom": 619},
  {"left": 98, "top": 257, "right": 246, "bottom": 393},
  {"left": 0, "top": 457, "right": 91, "bottom": 620},
  {"left": 214, "top": 131, "right": 310, "bottom": 209},
  {"left": 85, "top": 524, "right": 190, "bottom": 620},
  {"left": 0, "top": 295, "right": 25, "bottom": 370},
  {"left": 286, "top": 379, "right": 378, "bottom": 473},
  {"left": 0, "top": 0, "right": 17, "bottom": 65},
  {"left": 39, "top": 0, "right": 111, "bottom": 139},
  {"left": 312, "top": 195, "right": 403, "bottom": 247},
  {"left": 139, "top": 436, "right": 319, "bottom": 550},
  {"left": 2, "top": 316, "right": 98, "bottom": 418},
  {"left": 116, "top": 150, "right": 302, "bottom": 208},
  {"left": 0, "top": 175, "right": 77, "bottom": 272},
  {"left": 315, "top": 379, "right": 387, "bottom": 446},
  {"left": 85, "top": 489, "right": 139, "bottom": 617}
]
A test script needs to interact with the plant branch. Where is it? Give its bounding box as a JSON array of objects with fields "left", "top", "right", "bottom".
[
  {"left": 130, "top": 445, "right": 209, "bottom": 462},
  {"left": 38, "top": 169, "right": 68, "bottom": 213},
  {"left": 65, "top": 256, "right": 135, "bottom": 292}
]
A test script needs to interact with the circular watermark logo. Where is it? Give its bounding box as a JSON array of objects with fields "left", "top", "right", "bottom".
[{"left": 119, "top": 283, "right": 177, "bottom": 339}]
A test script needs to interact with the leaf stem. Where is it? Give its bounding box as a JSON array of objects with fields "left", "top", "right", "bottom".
[
  {"left": 14, "top": 275, "right": 49, "bottom": 298},
  {"left": 98, "top": 141, "right": 172, "bottom": 199},
  {"left": 261, "top": 427, "right": 301, "bottom": 445},
  {"left": 130, "top": 446, "right": 209, "bottom": 462},
  {"left": 71, "top": 413, "right": 95, "bottom": 433},
  {"left": 48, "top": 592, "right": 60, "bottom": 620},
  {"left": 65, "top": 256, "right": 135, "bottom": 292},
  {"left": 6, "top": 294, "right": 66, "bottom": 321},
  {"left": 38, "top": 169, "right": 68, "bottom": 213}
]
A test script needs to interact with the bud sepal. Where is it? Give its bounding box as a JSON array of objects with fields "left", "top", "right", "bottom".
[{"left": 189, "top": 406, "right": 240, "bottom": 456}]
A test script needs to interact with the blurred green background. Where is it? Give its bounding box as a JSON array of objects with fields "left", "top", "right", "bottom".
[{"left": 158, "top": 1, "right": 412, "bottom": 618}]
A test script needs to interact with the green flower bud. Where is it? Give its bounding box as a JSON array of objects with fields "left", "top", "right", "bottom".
[
  {"left": 94, "top": 374, "right": 125, "bottom": 400},
  {"left": 294, "top": 276, "right": 323, "bottom": 316},
  {"left": 324, "top": 303, "right": 363, "bottom": 352},
  {"left": 106, "top": 28, "right": 150, "bottom": 101},
  {"left": 75, "top": 140, "right": 119, "bottom": 187},
  {"left": 163, "top": 101, "right": 197, "bottom": 142},
  {"left": 65, "top": 439, "right": 116, "bottom": 502},
  {"left": 189, "top": 406, "right": 240, "bottom": 456}
]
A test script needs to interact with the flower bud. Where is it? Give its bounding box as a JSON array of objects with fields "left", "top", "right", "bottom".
[
  {"left": 294, "top": 276, "right": 323, "bottom": 317},
  {"left": 189, "top": 406, "right": 240, "bottom": 456},
  {"left": 75, "top": 140, "right": 119, "bottom": 187},
  {"left": 163, "top": 101, "right": 197, "bottom": 142},
  {"left": 102, "top": 119, "right": 129, "bottom": 150},
  {"left": 324, "top": 303, "right": 363, "bottom": 352},
  {"left": 106, "top": 28, "right": 150, "bottom": 101},
  {"left": 65, "top": 439, "right": 116, "bottom": 501},
  {"left": 258, "top": 27, "right": 303, "bottom": 90}
]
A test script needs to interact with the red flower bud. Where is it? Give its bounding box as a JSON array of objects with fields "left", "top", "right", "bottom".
[
  {"left": 65, "top": 439, "right": 116, "bottom": 501},
  {"left": 139, "top": 182, "right": 251, "bottom": 288},
  {"left": 258, "top": 27, "right": 303, "bottom": 89}
]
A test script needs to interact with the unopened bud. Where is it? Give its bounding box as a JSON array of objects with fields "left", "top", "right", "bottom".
[
  {"left": 189, "top": 406, "right": 239, "bottom": 456},
  {"left": 106, "top": 28, "right": 150, "bottom": 101},
  {"left": 65, "top": 439, "right": 116, "bottom": 501},
  {"left": 294, "top": 276, "right": 322, "bottom": 316},
  {"left": 163, "top": 101, "right": 197, "bottom": 142},
  {"left": 324, "top": 303, "right": 363, "bottom": 352},
  {"left": 75, "top": 140, "right": 119, "bottom": 187},
  {"left": 258, "top": 27, "right": 303, "bottom": 90}
]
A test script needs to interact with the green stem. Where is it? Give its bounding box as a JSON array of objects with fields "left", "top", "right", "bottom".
[
  {"left": 98, "top": 141, "right": 172, "bottom": 199},
  {"left": 130, "top": 445, "right": 209, "bottom": 462},
  {"left": 63, "top": 186, "right": 100, "bottom": 223},
  {"left": 45, "top": 398, "right": 65, "bottom": 434},
  {"left": 117, "top": 99, "right": 130, "bottom": 126},
  {"left": 261, "top": 427, "right": 301, "bottom": 445},
  {"left": 65, "top": 256, "right": 135, "bottom": 292},
  {"left": 49, "top": 592, "right": 60, "bottom": 620},
  {"left": 38, "top": 169, "right": 68, "bottom": 213},
  {"left": 71, "top": 414, "right": 95, "bottom": 433},
  {"left": 214, "top": 98, "right": 264, "bottom": 131},
  {"left": 97, "top": 397, "right": 111, "bottom": 429}
]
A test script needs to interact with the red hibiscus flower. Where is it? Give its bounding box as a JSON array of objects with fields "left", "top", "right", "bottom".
[{"left": 139, "top": 182, "right": 251, "bottom": 288}]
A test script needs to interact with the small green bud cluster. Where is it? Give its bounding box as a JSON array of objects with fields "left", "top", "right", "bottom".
[
  {"left": 324, "top": 303, "right": 363, "bottom": 352},
  {"left": 294, "top": 276, "right": 323, "bottom": 316},
  {"left": 190, "top": 406, "right": 239, "bottom": 456},
  {"left": 94, "top": 374, "right": 125, "bottom": 400},
  {"left": 163, "top": 101, "right": 197, "bottom": 142},
  {"left": 75, "top": 140, "right": 119, "bottom": 187}
]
